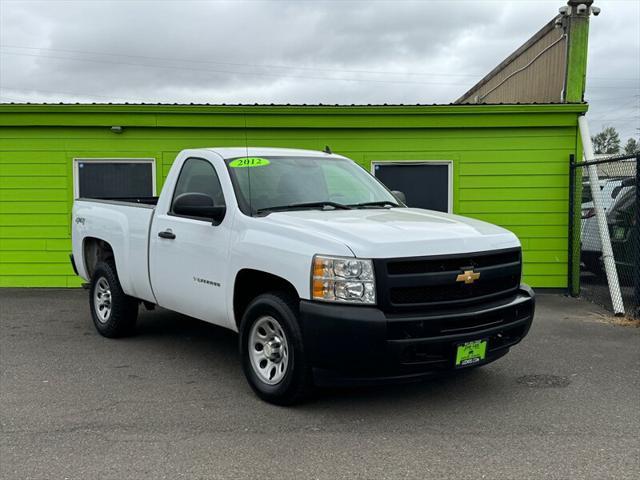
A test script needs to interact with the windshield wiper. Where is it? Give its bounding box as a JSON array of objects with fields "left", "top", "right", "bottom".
[
  {"left": 256, "top": 201, "right": 352, "bottom": 214},
  {"left": 350, "top": 200, "right": 399, "bottom": 209}
]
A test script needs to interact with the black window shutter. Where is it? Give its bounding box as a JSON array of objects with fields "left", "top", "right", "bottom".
[{"left": 78, "top": 162, "right": 153, "bottom": 199}]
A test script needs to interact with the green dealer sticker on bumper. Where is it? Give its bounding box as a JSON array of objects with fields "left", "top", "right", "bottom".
[
  {"left": 229, "top": 157, "right": 270, "bottom": 168},
  {"left": 455, "top": 339, "right": 487, "bottom": 367}
]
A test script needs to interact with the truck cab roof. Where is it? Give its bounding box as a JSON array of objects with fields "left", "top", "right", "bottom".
[{"left": 199, "top": 147, "right": 347, "bottom": 160}]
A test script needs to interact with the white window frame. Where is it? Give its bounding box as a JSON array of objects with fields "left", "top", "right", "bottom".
[
  {"left": 73, "top": 158, "right": 157, "bottom": 199},
  {"left": 371, "top": 160, "right": 453, "bottom": 213}
]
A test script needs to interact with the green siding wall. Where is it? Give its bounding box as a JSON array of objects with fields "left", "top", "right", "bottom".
[{"left": 0, "top": 104, "right": 587, "bottom": 288}]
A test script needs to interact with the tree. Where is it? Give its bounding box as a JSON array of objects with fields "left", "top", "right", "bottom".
[
  {"left": 591, "top": 127, "right": 621, "bottom": 155},
  {"left": 623, "top": 137, "right": 639, "bottom": 155}
]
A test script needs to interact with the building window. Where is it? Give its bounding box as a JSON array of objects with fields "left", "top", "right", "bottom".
[
  {"left": 372, "top": 161, "right": 453, "bottom": 213},
  {"left": 73, "top": 158, "right": 156, "bottom": 199}
]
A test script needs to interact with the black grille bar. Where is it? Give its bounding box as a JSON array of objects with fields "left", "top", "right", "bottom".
[
  {"left": 387, "top": 297, "right": 532, "bottom": 340},
  {"left": 386, "top": 249, "right": 520, "bottom": 275}
]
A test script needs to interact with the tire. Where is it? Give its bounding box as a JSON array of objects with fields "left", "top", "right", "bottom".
[
  {"left": 239, "top": 292, "right": 313, "bottom": 405},
  {"left": 582, "top": 252, "right": 603, "bottom": 275},
  {"left": 89, "top": 260, "right": 138, "bottom": 338}
]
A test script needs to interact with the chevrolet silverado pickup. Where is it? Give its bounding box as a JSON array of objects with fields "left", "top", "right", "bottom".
[{"left": 71, "top": 147, "right": 535, "bottom": 404}]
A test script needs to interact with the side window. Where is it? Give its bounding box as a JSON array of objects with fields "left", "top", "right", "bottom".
[{"left": 171, "top": 158, "right": 226, "bottom": 214}]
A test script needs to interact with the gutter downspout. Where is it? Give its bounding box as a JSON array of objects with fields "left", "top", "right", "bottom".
[{"left": 578, "top": 116, "right": 625, "bottom": 315}]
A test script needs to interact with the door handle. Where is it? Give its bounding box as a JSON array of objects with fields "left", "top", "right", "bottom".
[{"left": 158, "top": 230, "right": 176, "bottom": 239}]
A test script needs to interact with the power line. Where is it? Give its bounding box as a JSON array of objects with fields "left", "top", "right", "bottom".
[
  {"left": 0, "top": 44, "right": 483, "bottom": 79},
  {"left": 2, "top": 44, "right": 639, "bottom": 82},
  {"left": 0, "top": 94, "right": 25, "bottom": 102},
  {"left": 0, "top": 85, "right": 162, "bottom": 102},
  {"left": 3, "top": 49, "right": 639, "bottom": 90},
  {"left": 0, "top": 51, "right": 478, "bottom": 87},
  {"left": 592, "top": 101, "right": 640, "bottom": 117},
  {"left": 0, "top": 52, "right": 480, "bottom": 86},
  {"left": 587, "top": 94, "right": 640, "bottom": 102},
  {"left": 2, "top": 0, "right": 640, "bottom": 2},
  {"left": 590, "top": 115, "right": 640, "bottom": 121}
]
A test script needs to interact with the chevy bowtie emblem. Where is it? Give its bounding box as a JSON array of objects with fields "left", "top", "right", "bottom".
[{"left": 456, "top": 269, "right": 480, "bottom": 284}]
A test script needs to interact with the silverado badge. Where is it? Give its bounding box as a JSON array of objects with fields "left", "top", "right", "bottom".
[{"left": 456, "top": 269, "right": 480, "bottom": 284}]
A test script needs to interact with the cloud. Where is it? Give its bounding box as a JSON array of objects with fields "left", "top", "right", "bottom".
[{"left": 0, "top": 0, "right": 638, "bottom": 140}]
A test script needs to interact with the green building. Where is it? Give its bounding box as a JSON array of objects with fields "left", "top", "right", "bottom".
[{"left": 0, "top": 1, "right": 594, "bottom": 290}]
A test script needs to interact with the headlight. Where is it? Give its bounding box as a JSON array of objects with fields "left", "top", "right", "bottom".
[{"left": 311, "top": 255, "right": 376, "bottom": 304}]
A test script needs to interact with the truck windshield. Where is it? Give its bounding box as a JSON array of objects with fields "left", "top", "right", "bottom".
[{"left": 226, "top": 156, "right": 400, "bottom": 215}]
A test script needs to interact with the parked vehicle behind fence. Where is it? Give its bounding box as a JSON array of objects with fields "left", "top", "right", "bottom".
[
  {"left": 608, "top": 182, "right": 637, "bottom": 281},
  {"left": 581, "top": 178, "right": 626, "bottom": 273},
  {"left": 70, "top": 147, "right": 535, "bottom": 404}
]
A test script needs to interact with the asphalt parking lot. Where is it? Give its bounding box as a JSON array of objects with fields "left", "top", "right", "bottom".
[{"left": 1, "top": 289, "right": 639, "bottom": 480}]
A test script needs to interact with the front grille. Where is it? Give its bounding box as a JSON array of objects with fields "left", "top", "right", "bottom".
[
  {"left": 389, "top": 275, "right": 518, "bottom": 304},
  {"left": 375, "top": 248, "right": 521, "bottom": 312}
]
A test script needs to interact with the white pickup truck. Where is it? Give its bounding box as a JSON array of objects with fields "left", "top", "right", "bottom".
[{"left": 71, "top": 147, "right": 534, "bottom": 404}]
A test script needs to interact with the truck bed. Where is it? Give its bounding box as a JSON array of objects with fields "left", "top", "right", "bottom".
[
  {"left": 78, "top": 197, "right": 159, "bottom": 207},
  {"left": 72, "top": 198, "right": 157, "bottom": 303}
]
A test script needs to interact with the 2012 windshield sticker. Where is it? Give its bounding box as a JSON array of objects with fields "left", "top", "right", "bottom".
[{"left": 229, "top": 157, "right": 270, "bottom": 168}]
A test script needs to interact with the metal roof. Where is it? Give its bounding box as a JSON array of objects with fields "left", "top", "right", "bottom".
[{"left": 0, "top": 101, "right": 580, "bottom": 107}]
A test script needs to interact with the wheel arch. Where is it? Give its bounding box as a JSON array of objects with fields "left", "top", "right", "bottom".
[
  {"left": 233, "top": 269, "right": 300, "bottom": 329},
  {"left": 83, "top": 237, "right": 115, "bottom": 279}
]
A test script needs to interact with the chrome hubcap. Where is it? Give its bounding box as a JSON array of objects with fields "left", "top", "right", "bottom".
[
  {"left": 249, "top": 316, "right": 289, "bottom": 385},
  {"left": 94, "top": 277, "right": 112, "bottom": 323}
]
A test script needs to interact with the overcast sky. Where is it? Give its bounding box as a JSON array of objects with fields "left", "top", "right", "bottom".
[{"left": 0, "top": 0, "right": 638, "bottom": 141}]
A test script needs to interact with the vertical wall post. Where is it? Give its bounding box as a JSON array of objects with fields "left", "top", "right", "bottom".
[
  {"left": 634, "top": 154, "right": 640, "bottom": 317},
  {"left": 567, "top": 154, "right": 576, "bottom": 296},
  {"left": 570, "top": 132, "right": 585, "bottom": 296},
  {"left": 563, "top": 1, "right": 594, "bottom": 295}
]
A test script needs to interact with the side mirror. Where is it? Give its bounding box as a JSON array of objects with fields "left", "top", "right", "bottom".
[
  {"left": 172, "top": 193, "right": 226, "bottom": 225},
  {"left": 391, "top": 190, "right": 407, "bottom": 205},
  {"left": 611, "top": 186, "right": 622, "bottom": 199}
]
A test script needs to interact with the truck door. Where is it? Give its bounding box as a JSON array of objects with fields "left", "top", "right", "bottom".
[{"left": 149, "top": 157, "right": 231, "bottom": 325}]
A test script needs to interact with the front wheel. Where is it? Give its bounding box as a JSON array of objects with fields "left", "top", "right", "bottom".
[{"left": 239, "top": 292, "right": 313, "bottom": 405}]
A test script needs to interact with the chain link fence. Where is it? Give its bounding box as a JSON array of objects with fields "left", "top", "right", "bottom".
[{"left": 569, "top": 153, "right": 639, "bottom": 318}]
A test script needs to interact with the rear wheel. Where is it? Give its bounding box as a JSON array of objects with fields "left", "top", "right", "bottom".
[
  {"left": 89, "top": 261, "right": 138, "bottom": 338},
  {"left": 239, "top": 292, "right": 313, "bottom": 405}
]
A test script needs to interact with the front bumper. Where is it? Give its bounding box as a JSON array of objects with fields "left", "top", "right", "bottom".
[{"left": 299, "top": 285, "right": 535, "bottom": 385}]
